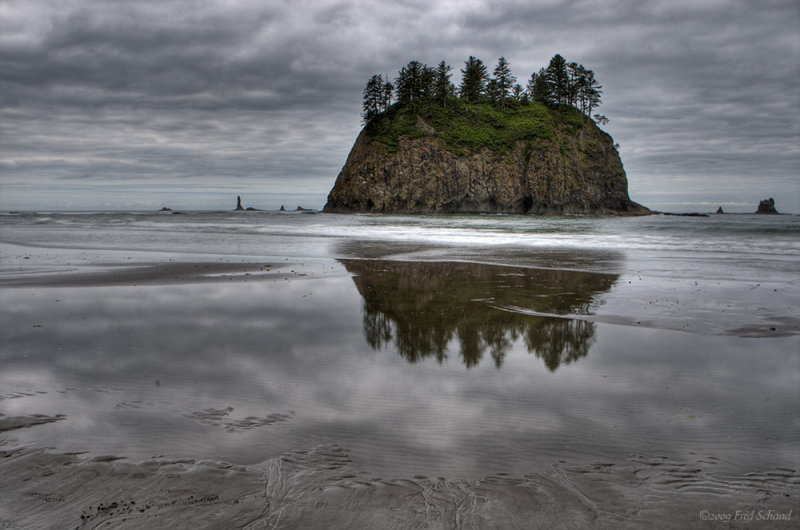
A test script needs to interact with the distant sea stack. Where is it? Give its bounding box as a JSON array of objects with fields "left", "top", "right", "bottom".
[
  {"left": 324, "top": 105, "right": 649, "bottom": 215},
  {"left": 235, "top": 196, "right": 245, "bottom": 211},
  {"left": 755, "top": 198, "right": 779, "bottom": 214}
]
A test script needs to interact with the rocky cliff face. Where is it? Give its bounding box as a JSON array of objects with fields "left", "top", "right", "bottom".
[{"left": 324, "top": 112, "right": 649, "bottom": 215}]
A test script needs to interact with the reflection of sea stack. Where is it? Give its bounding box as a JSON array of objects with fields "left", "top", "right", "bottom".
[
  {"left": 235, "top": 196, "right": 245, "bottom": 211},
  {"left": 342, "top": 260, "right": 618, "bottom": 370},
  {"left": 755, "top": 198, "right": 778, "bottom": 214}
]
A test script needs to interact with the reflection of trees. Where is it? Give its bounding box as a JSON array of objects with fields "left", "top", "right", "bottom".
[
  {"left": 523, "top": 319, "right": 595, "bottom": 371},
  {"left": 343, "top": 260, "right": 617, "bottom": 370}
]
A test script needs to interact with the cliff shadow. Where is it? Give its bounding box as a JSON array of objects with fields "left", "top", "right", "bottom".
[{"left": 341, "top": 260, "right": 619, "bottom": 370}]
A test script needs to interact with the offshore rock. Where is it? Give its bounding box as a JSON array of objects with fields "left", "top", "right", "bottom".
[
  {"left": 324, "top": 114, "right": 649, "bottom": 215},
  {"left": 755, "top": 198, "right": 779, "bottom": 214}
]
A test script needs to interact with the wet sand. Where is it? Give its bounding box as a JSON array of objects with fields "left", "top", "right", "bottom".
[
  {"left": 1, "top": 254, "right": 798, "bottom": 528},
  {"left": 2, "top": 433, "right": 796, "bottom": 529}
]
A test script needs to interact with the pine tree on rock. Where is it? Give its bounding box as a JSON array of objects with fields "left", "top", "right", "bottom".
[
  {"left": 459, "top": 56, "right": 488, "bottom": 103},
  {"left": 362, "top": 74, "right": 385, "bottom": 122},
  {"left": 528, "top": 68, "right": 551, "bottom": 104},
  {"left": 396, "top": 61, "right": 435, "bottom": 108},
  {"left": 545, "top": 54, "right": 569, "bottom": 109},
  {"left": 566, "top": 62, "right": 583, "bottom": 108},
  {"left": 433, "top": 60, "right": 455, "bottom": 108},
  {"left": 579, "top": 69, "right": 602, "bottom": 120},
  {"left": 381, "top": 80, "right": 394, "bottom": 110},
  {"left": 492, "top": 57, "right": 516, "bottom": 109},
  {"left": 512, "top": 84, "right": 525, "bottom": 102}
]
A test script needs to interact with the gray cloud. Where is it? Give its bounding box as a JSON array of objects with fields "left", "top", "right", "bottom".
[{"left": 0, "top": 0, "right": 798, "bottom": 212}]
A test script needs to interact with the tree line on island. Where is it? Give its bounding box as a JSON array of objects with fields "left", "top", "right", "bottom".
[{"left": 362, "top": 54, "right": 605, "bottom": 123}]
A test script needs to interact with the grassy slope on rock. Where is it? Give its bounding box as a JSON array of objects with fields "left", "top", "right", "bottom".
[{"left": 364, "top": 100, "right": 588, "bottom": 156}]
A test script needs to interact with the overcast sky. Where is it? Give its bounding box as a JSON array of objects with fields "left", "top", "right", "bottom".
[{"left": 1, "top": 0, "right": 798, "bottom": 213}]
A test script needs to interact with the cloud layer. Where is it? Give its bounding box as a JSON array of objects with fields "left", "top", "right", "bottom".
[{"left": 1, "top": 0, "right": 798, "bottom": 211}]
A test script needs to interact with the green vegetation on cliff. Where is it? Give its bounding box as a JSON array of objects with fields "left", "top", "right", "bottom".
[
  {"left": 362, "top": 54, "right": 602, "bottom": 156},
  {"left": 365, "top": 99, "right": 587, "bottom": 155}
]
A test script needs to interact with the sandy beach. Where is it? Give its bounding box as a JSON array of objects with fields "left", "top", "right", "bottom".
[{"left": 1, "top": 212, "right": 798, "bottom": 528}]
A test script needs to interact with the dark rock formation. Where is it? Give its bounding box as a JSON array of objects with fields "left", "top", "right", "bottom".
[
  {"left": 716, "top": 206, "right": 724, "bottom": 214},
  {"left": 324, "top": 113, "right": 650, "bottom": 215},
  {"left": 756, "top": 198, "right": 779, "bottom": 214},
  {"left": 663, "top": 212, "right": 709, "bottom": 217},
  {"left": 279, "top": 205, "right": 286, "bottom": 212},
  {"left": 159, "top": 207, "right": 172, "bottom": 212},
  {"left": 233, "top": 196, "right": 261, "bottom": 211}
]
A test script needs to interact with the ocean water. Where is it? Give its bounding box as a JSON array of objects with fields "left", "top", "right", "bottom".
[
  {"left": 3, "top": 210, "right": 797, "bottom": 336},
  {"left": 2, "top": 209, "right": 798, "bottom": 273},
  {"left": 1, "top": 210, "right": 798, "bottom": 525}
]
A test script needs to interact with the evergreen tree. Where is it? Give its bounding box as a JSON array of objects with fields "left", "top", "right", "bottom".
[
  {"left": 566, "top": 62, "right": 582, "bottom": 108},
  {"left": 485, "top": 78, "right": 500, "bottom": 105},
  {"left": 528, "top": 68, "right": 551, "bottom": 104},
  {"left": 381, "top": 80, "right": 394, "bottom": 110},
  {"left": 492, "top": 56, "right": 516, "bottom": 109},
  {"left": 395, "top": 61, "right": 434, "bottom": 108},
  {"left": 459, "top": 56, "right": 488, "bottom": 103},
  {"left": 433, "top": 60, "right": 455, "bottom": 107},
  {"left": 364, "top": 54, "right": 604, "bottom": 122},
  {"left": 545, "top": 54, "right": 569, "bottom": 109},
  {"left": 512, "top": 84, "right": 525, "bottom": 102},
  {"left": 578, "top": 68, "right": 602, "bottom": 119},
  {"left": 420, "top": 64, "right": 435, "bottom": 102},
  {"left": 362, "top": 74, "right": 385, "bottom": 122},
  {"left": 526, "top": 71, "right": 537, "bottom": 96}
]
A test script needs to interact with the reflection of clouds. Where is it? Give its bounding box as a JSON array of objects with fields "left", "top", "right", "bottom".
[
  {"left": 0, "top": 278, "right": 367, "bottom": 461},
  {"left": 570, "top": 325, "right": 800, "bottom": 470},
  {"left": 1, "top": 270, "right": 798, "bottom": 478}
]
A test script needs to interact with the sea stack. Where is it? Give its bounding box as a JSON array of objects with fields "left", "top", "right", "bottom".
[
  {"left": 755, "top": 198, "right": 779, "bottom": 214},
  {"left": 324, "top": 106, "right": 649, "bottom": 215},
  {"left": 716, "top": 206, "right": 724, "bottom": 214},
  {"left": 235, "top": 196, "right": 245, "bottom": 211}
]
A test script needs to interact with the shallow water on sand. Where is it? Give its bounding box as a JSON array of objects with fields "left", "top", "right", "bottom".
[
  {"left": 2, "top": 261, "right": 798, "bottom": 477},
  {"left": 1, "top": 211, "right": 798, "bottom": 527}
]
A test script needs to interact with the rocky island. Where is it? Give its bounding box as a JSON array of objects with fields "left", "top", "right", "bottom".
[
  {"left": 325, "top": 55, "right": 649, "bottom": 215},
  {"left": 756, "top": 198, "right": 779, "bottom": 214}
]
